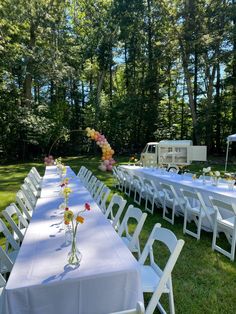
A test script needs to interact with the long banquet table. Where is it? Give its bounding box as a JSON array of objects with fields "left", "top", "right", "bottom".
[
  {"left": 120, "top": 165, "right": 236, "bottom": 231},
  {"left": 3, "top": 166, "right": 143, "bottom": 314}
]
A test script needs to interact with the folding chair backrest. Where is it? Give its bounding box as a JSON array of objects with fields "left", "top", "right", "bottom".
[
  {"left": 77, "top": 166, "right": 87, "bottom": 178},
  {"left": 2, "top": 204, "right": 28, "bottom": 242},
  {"left": 160, "top": 182, "right": 174, "bottom": 200},
  {"left": 83, "top": 170, "right": 92, "bottom": 185},
  {"left": 93, "top": 181, "right": 104, "bottom": 200},
  {"left": 0, "top": 246, "right": 14, "bottom": 274},
  {"left": 96, "top": 185, "right": 111, "bottom": 213},
  {"left": 209, "top": 197, "right": 236, "bottom": 218},
  {"left": 21, "top": 183, "right": 36, "bottom": 208},
  {"left": 28, "top": 171, "right": 41, "bottom": 190},
  {"left": 0, "top": 273, "right": 6, "bottom": 288},
  {"left": 16, "top": 191, "right": 32, "bottom": 221},
  {"left": 24, "top": 177, "right": 38, "bottom": 196},
  {"left": 139, "top": 224, "right": 185, "bottom": 314},
  {"left": 31, "top": 167, "right": 42, "bottom": 183},
  {"left": 0, "top": 218, "right": 20, "bottom": 252},
  {"left": 18, "top": 188, "right": 34, "bottom": 212},
  {"left": 105, "top": 194, "right": 127, "bottom": 228},
  {"left": 118, "top": 205, "right": 147, "bottom": 251},
  {"left": 87, "top": 175, "right": 97, "bottom": 192}
]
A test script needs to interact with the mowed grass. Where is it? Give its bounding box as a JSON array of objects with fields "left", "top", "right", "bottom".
[{"left": 0, "top": 156, "right": 236, "bottom": 313}]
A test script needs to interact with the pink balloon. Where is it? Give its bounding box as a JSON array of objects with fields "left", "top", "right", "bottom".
[
  {"left": 103, "top": 160, "right": 110, "bottom": 166},
  {"left": 107, "top": 165, "right": 113, "bottom": 171}
]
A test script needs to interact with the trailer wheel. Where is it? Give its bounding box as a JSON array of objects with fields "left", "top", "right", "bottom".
[{"left": 167, "top": 166, "right": 179, "bottom": 173}]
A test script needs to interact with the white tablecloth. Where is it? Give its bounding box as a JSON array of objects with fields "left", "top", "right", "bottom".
[
  {"left": 120, "top": 165, "right": 236, "bottom": 230},
  {"left": 3, "top": 166, "right": 143, "bottom": 314}
]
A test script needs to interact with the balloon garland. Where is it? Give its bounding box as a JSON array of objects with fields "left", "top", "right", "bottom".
[{"left": 85, "top": 127, "right": 115, "bottom": 171}]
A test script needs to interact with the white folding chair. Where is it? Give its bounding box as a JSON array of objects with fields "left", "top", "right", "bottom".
[
  {"left": 2, "top": 204, "right": 28, "bottom": 243},
  {"left": 118, "top": 205, "right": 147, "bottom": 258},
  {"left": 0, "top": 246, "right": 14, "bottom": 276},
  {"left": 109, "top": 301, "right": 145, "bottom": 314},
  {"left": 28, "top": 170, "right": 42, "bottom": 191},
  {"left": 112, "top": 166, "right": 120, "bottom": 188},
  {"left": 95, "top": 185, "right": 111, "bottom": 214},
  {"left": 92, "top": 180, "right": 104, "bottom": 200},
  {"left": 0, "top": 273, "right": 6, "bottom": 309},
  {"left": 139, "top": 223, "right": 185, "bottom": 314},
  {"left": 87, "top": 175, "right": 97, "bottom": 193},
  {"left": 209, "top": 197, "right": 236, "bottom": 261},
  {"left": 21, "top": 183, "right": 37, "bottom": 208},
  {"left": 133, "top": 175, "right": 145, "bottom": 205},
  {"left": 159, "top": 182, "right": 184, "bottom": 225},
  {"left": 18, "top": 188, "right": 35, "bottom": 212},
  {"left": 123, "top": 170, "right": 135, "bottom": 197},
  {"left": 143, "top": 178, "right": 164, "bottom": 214},
  {"left": 77, "top": 166, "right": 88, "bottom": 178},
  {"left": 31, "top": 167, "right": 42, "bottom": 184},
  {"left": 0, "top": 218, "right": 19, "bottom": 275},
  {"left": 15, "top": 190, "right": 33, "bottom": 221},
  {"left": 24, "top": 176, "right": 40, "bottom": 199},
  {"left": 116, "top": 167, "right": 126, "bottom": 191},
  {"left": 180, "top": 189, "right": 208, "bottom": 240},
  {"left": 105, "top": 194, "right": 127, "bottom": 230},
  {"left": 83, "top": 170, "right": 92, "bottom": 188}
]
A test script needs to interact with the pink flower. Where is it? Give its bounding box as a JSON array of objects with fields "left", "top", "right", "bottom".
[{"left": 85, "top": 203, "right": 91, "bottom": 211}]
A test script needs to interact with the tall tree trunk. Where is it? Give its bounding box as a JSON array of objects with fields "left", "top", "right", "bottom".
[
  {"left": 205, "top": 64, "right": 217, "bottom": 152},
  {"left": 23, "top": 21, "right": 36, "bottom": 106},
  {"left": 179, "top": 40, "right": 200, "bottom": 144},
  {"left": 215, "top": 60, "right": 221, "bottom": 153}
]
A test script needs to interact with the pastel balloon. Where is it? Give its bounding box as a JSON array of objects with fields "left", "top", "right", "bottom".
[{"left": 107, "top": 165, "right": 112, "bottom": 171}]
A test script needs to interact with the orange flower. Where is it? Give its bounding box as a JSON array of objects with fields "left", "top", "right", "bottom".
[
  {"left": 85, "top": 202, "right": 91, "bottom": 210},
  {"left": 76, "top": 216, "right": 84, "bottom": 223},
  {"left": 64, "top": 220, "right": 70, "bottom": 225}
]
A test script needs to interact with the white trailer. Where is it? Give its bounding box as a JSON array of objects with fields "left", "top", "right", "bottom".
[{"left": 141, "top": 140, "right": 207, "bottom": 170}]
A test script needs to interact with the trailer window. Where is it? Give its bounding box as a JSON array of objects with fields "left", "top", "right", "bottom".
[{"left": 148, "top": 145, "right": 156, "bottom": 154}]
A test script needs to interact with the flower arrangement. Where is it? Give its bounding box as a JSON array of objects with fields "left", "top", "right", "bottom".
[
  {"left": 62, "top": 186, "right": 72, "bottom": 208},
  {"left": 56, "top": 157, "right": 67, "bottom": 177},
  {"left": 64, "top": 203, "right": 91, "bottom": 265},
  {"left": 44, "top": 155, "right": 55, "bottom": 166},
  {"left": 60, "top": 177, "right": 69, "bottom": 188},
  {"left": 203, "top": 167, "right": 211, "bottom": 174},
  {"left": 209, "top": 170, "right": 221, "bottom": 178},
  {"left": 129, "top": 156, "right": 138, "bottom": 164}
]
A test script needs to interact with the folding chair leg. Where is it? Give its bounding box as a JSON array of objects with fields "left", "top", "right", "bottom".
[{"left": 168, "top": 277, "right": 175, "bottom": 314}]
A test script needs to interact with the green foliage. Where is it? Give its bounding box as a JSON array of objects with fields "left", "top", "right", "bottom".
[{"left": 0, "top": 0, "right": 235, "bottom": 160}]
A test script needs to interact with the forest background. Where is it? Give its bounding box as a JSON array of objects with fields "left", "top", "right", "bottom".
[{"left": 0, "top": 0, "right": 236, "bottom": 162}]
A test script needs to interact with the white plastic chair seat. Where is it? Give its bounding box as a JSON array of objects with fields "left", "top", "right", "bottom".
[
  {"left": 122, "top": 237, "right": 140, "bottom": 255},
  {"left": 140, "top": 266, "right": 169, "bottom": 294},
  {"left": 188, "top": 205, "right": 206, "bottom": 216},
  {"left": 0, "top": 250, "right": 18, "bottom": 274},
  {"left": 220, "top": 216, "right": 235, "bottom": 228},
  {"left": 13, "top": 227, "right": 27, "bottom": 242}
]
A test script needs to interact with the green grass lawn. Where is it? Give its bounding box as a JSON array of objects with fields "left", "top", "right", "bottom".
[{"left": 0, "top": 156, "right": 236, "bottom": 313}]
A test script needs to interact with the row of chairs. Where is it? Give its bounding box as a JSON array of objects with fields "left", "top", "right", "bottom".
[
  {"left": 77, "top": 166, "right": 185, "bottom": 314},
  {"left": 0, "top": 167, "right": 42, "bottom": 307},
  {"left": 113, "top": 166, "right": 236, "bottom": 261}
]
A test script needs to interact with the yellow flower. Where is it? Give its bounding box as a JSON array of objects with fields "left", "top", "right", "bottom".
[
  {"left": 64, "top": 210, "right": 74, "bottom": 221},
  {"left": 63, "top": 187, "right": 72, "bottom": 196}
]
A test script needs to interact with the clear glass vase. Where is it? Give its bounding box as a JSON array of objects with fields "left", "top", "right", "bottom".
[
  {"left": 68, "top": 233, "right": 82, "bottom": 266},
  {"left": 211, "top": 177, "right": 219, "bottom": 186}
]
